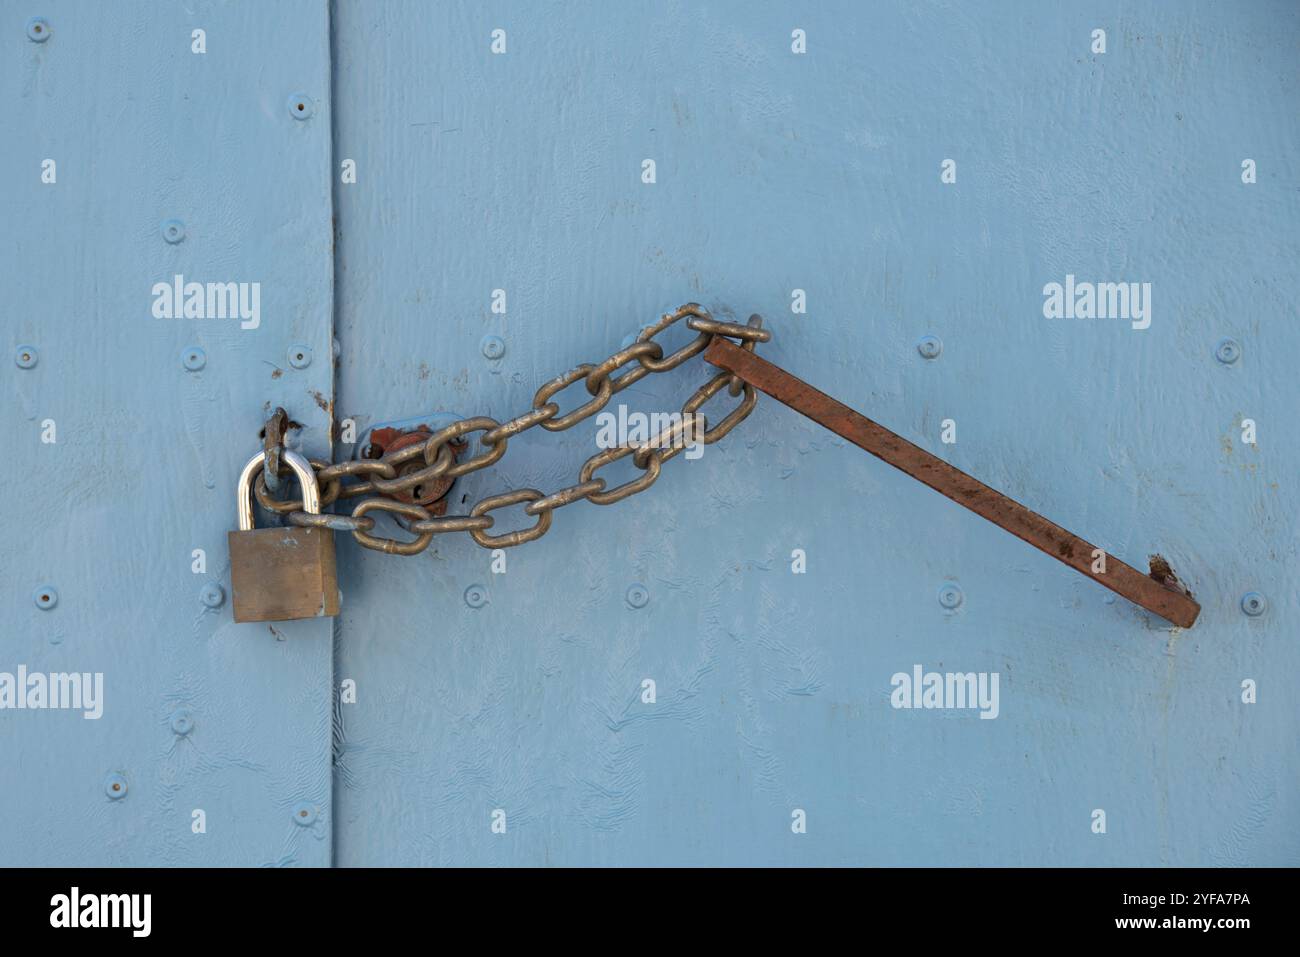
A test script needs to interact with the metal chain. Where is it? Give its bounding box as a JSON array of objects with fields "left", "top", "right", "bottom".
[{"left": 259, "top": 304, "right": 771, "bottom": 554}]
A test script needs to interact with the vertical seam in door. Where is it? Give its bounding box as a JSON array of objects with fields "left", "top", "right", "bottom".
[{"left": 326, "top": 0, "right": 341, "bottom": 870}]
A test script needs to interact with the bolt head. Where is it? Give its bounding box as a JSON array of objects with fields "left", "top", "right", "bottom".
[
  {"left": 481, "top": 335, "right": 506, "bottom": 360},
  {"left": 1215, "top": 338, "right": 1241, "bottom": 364},
  {"left": 15, "top": 346, "right": 38, "bottom": 369},
  {"left": 161, "top": 219, "right": 186, "bottom": 244},
  {"left": 938, "top": 582, "right": 963, "bottom": 610},
  {"left": 917, "top": 335, "right": 943, "bottom": 360},
  {"left": 200, "top": 582, "right": 225, "bottom": 608},
  {"left": 464, "top": 584, "right": 488, "bottom": 609},
  {"left": 104, "top": 773, "right": 128, "bottom": 800},
  {"left": 170, "top": 709, "right": 195, "bottom": 737},
  {"left": 33, "top": 586, "right": 58, "bottom": 611},
  {"left": 626, "top": 583, "right": 650, "bottom": 609},
  {"left": 287, "top": 93, "right": 315, "bottom": 120},
  {"left": 26, "top": 17, "right": 50, "bottom": 42},
  {"left": 182, "top": 347, "right": 206, "bottom": 371},
  {"left": 288, "top": 344, "right": 313, "bottom": 369},
  {"left": 1241, "top": 591, "right": 1266, "bottom": 617}
]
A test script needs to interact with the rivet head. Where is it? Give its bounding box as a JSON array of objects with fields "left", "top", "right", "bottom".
[
  {"left": 938, "top": 582, "right": 963, "bottom": 610},
  {"left": 26, "top": 17, "right": 50, "bottom": 42},
  {"left": 625, "top": 583, "right": 650, "bottom": 609},
  {"left": 288, "top": 344, "right": 313, "bottom": 369},
  {"left": 33, "top": 586, "right": 58, "bottom": 610},
  {"left": 104, "top": 773, "right": 128, "bottom": 800},
  {"left": 170, "top": 709, "right": 194, "bottom": 737},
  {"left": 292, "top": 802, "right": 317, "bottom": 826},
  {"left": 917, "top": 335, "right": 943, "bottom": 360},
  {"left": 199, "top": 582, "right": 225, "bottom": 608},
  {"left": 161, "top": 219, "right": 186, "bottom": 244},
  {"left": 1241, "top": 591, "right": 1267, "bottom": 617},
  {"left": 464, "top": 584, "right": 488, "bottom": 609},
  {"left": 1215, "top": 338, "right": 1241, "bottom": 365},
  {"left": 15, "top": 346, "right": 38, "bottom": 369},
  {"left": 481, "top": 335, "right": 506, "bottom": 360},
  {"left": 287, "top": 93, "right": 315, "bottom": 120},
  {"left": 182, "top": 347, "right": 206, "bottom": 372}
]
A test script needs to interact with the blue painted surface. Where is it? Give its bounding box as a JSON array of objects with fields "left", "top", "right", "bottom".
[
  {"left": 4, "top": 0, "right": 1298, "bottom": 866},
  {"left": 2, "top": 1, "right": 335, "bottom": 865}
]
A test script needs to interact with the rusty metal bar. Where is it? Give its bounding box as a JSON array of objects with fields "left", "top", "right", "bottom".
[{"left": 705, "top": 337, "right": 1201, "bottom": 629}]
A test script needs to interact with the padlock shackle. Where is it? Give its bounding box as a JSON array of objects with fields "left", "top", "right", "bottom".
[{"left": 236, "top": 449, "right": 320, "bottom": 530}]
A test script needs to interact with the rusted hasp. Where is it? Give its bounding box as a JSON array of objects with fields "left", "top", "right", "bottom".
[{"left": 705, "top": 338, "right": 1200, "bottom": 629}]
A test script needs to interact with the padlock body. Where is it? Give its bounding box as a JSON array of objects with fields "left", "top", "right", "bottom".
[{"left": 228, "top": 527, "right": 340, "bottom": 623}]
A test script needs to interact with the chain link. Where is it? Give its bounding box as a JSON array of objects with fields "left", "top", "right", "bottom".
[{"left": 268, "top": 305, "right": 771, "bottom": 554}]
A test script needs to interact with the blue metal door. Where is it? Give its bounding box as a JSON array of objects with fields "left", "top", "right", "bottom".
[
  {"left": 5, "top": 1, "right": 1298, "bottom": 867},
  {"left": 327, "top": 1, "right": 1299, "bottom": 865},
  {"left": 3, "top": 0, "right": 336, "bottom": 866}
]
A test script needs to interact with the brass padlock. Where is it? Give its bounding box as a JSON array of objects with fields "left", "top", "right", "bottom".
[{"left": 228, "top": 450, "right": 340, "bottom": 623}]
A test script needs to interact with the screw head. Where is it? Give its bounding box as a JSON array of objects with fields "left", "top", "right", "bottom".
[
  {"left": 104, "top": 773, "right": 128, "bottom": 800},
  {"left": 625, "top": 583, "right": 650, "bottom": 609},
  {"left": 287, "top": 93, "right": 315, "bottom": 120},
  {"left": 199, "top": 582, "right": 225, "bottom": 608},
  {"left": 15, "top": 346, "right": 38, "bottom": 369},
  {"left": 182, "top": 347, "right": 206, "bottom": 372},
  {"left": 1241, "top": 591, "right": 1266, "bottom": 617},
  {"left": 288, "top": 344, "right": 313, "bottom": 369},
  {"left": 1215, "top": 338, "right": 1241, "bottom": 365},
  {"left": 33, "top": 586, "right": 58, "bottom": 610},
  {"left": 161, "top": 219, "right": 186, "bottom": 244},
  {"left": 292, "top": 802, "right": 317, "bottom": 826},
  {"left": 481, "top": 335, "right": 506, "bottom": 360},
  {"left": 938, "top": 582, "right": 963, "bottom": 610},
  {"left": 464, "top": 584, "right": 488, "bottom": 609},
  {"left": 170, "top": 709, "right": 194, "bottom": 737},
  {"left": 917, "top": 335, "right": 943, "bottom": 360},
  {"left": 26, "top": 17, "right": 50, "bottom": 42}
]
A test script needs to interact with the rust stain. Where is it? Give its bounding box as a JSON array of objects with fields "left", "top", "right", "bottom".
[
  {"left": 1149, "top": 554, "right": 1195, "bottom": 600},
  {"left": 364, "top": 426, "right": 466, "bottom": 511}
]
